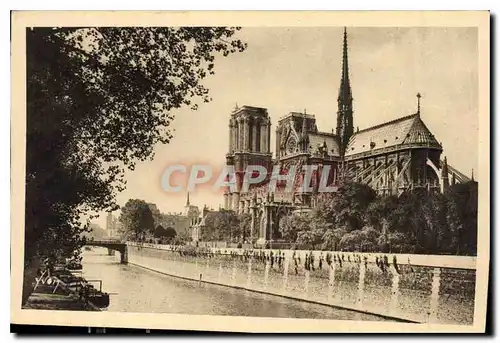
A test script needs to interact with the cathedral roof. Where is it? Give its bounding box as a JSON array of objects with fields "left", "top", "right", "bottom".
[
  {"left": 345, "top": 113, "right": 441, "bottom": 156},
  {"left": 308, "top": 132, "right": 340, "bottom": 156}
]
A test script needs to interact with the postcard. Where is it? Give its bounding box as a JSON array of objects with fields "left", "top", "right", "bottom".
[{"left": 11, "top": 10, "right": 490, "bottom": 333}]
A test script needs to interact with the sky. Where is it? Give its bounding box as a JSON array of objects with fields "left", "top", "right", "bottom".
[{"left": 94, "top": 27, "right": 478, "bottom": 228}]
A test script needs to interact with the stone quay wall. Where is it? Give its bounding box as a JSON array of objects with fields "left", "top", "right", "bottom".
[{"left": 126, "top": 242, "right": 476, "bottom": 325}]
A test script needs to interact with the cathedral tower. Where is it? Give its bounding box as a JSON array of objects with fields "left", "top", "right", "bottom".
[
  {"left": 336, "top": 27, "right": 354, "bottom": 157},
  {"left": 228, "top": 105, "right": 271, "bottom": 156},
  {"left": 225, "top": 105, "right": 272, "bottom": 212}
]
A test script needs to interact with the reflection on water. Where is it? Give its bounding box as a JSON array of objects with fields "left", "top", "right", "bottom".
[{"left": 81, "top": 248, "right": 389, "bottom": 321}]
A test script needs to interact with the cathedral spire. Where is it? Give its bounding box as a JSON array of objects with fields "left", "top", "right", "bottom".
[
  {"left": 336, "top": 27, "right": 354, "bottom": 157},
  {"left": 338, "top": 27, "right": 352, "bottom": 102},
  {"left": 186, "top": 192, "right": 190, "bottom": 206}
]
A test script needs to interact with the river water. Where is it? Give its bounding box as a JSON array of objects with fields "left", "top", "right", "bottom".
[{"left": 81, "top": 248, "right": 389, "bottom": 321}]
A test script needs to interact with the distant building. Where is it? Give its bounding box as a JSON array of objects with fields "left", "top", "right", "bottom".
[
  {"left": 184, "top": 192, "right": 200, "bottom": 220},
  {"left": 147, "top": 193, "right": 200, "bottom": 237},
  {"left": 191, "top": 205, "right": 212, "bottom": 242},
  {"left": 105, "top": 212, "right": 119, "bottom": 238}
]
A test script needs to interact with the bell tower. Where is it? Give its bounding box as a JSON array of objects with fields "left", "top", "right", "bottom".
[{"left": 225, "top": 105, "right": 272, "bottom": 212}]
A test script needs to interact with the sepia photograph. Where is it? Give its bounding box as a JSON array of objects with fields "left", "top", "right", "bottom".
[{"left": 10, "top": 11, "right": 490, "bottom": 333}]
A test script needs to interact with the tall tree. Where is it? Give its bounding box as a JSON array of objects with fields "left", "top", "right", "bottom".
[
  {"left": 203, "top": 210, "right": 239, "bottom": 241},
  {"left": 24, "top": 27, "right": 246, "bottom": 304},
  {"left": 315, "top": 182, "right": 377, "bottom": 231},
  {"left": 366, "top": 195, "right": 399, "bottom": 237},
  {"left": 295, "top": 215, "right": 329, "bottom": 250},
  {"left": 119, "top": 199, "right": 155, "bottom": 241},
  {"left": 278, "top": 212, "right": 311, "bottom": 243},
  {"left": 445, "top": 182, "right": 478, "bottom": 255}
]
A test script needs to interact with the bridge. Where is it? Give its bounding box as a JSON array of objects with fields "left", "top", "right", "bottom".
[{"left": 85, "top": 239, "right": 128, "bottom": 264}]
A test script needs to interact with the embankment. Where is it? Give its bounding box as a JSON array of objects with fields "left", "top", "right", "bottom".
[{"left": 126, "top": 242, "right": 475, "bottom": 325}]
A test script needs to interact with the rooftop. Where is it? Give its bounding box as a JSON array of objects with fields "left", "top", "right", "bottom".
[
  {"left": 346, "top": 113, "right": 442, "bottom": 156},
  {"left": 231, "top": 105, "right": 268, "bottom": 115},
  {"left": 278, "top": 111, "right": 316, "bottom": 122}
]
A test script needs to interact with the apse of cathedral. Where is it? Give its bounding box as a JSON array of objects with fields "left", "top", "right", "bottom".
[{"left": 222, "top": 28, "right": 472, "bottom": 246}]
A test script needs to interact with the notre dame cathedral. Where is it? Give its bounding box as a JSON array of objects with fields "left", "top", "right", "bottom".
[{"left": 222, "top": 28, "right": 472, "bottom": 247}]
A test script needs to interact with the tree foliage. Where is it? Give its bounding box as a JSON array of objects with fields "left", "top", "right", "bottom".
[
  {"left": 315, "top": 182, "right": 377, "bottom": 231},
  {"left": 165, "top": 227, "right": 178, "bottom": 240},
  {"left": 200, "top": 210, "right": 255, "bottom": 242},
  {"left": 83, "top": 223, "right": 108, "bottom": 241},
  {"left": 279, "top": 213, "right": 310, "bottom": 243},
  {"left": 202, "top": 210, "right": 238, "bottom": 241},
  {"left": 118, "top": 199, "right": 155, "bottom": 240},
  {"left": 238, "top": 213, "right": 252, "bottom": 242},
  {"left": 278, "top": 212, "right": 330, "bottom": 250},
  {"left": 153, "top": 225, "right": 177, "bottom": 242},
  {"left": 25, "top": 26, "right": 246, "bottom": 274},
  {"left": 277, "top": 181, "right": 478, "bottom": 255},
  {"left": 321, "top": 227, "right": 346, "bottom": 251},
  {"left": 173, "top": 230, "right": 192, "bottom": 245},
  {"left": 296, "top": 216, "right": 329, "bottom": 250}
]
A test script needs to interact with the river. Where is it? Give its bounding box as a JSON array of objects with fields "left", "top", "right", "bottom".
[{"left": 81, "top": 248, "right": 390, "bottom": 321}]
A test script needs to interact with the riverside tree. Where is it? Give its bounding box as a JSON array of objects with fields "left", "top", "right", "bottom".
[
  {"left": 153, "top": 225, "right": 177, "bottom": 243},
  {"left": 118, "top": 199, "right": 155, "bottom": 241},
  {"left": 237, "top": 213, "right": 252, "bottom": 242},
  {"left": 277, "top": 181, "right": 478, "bottom": 255},
  {"left": 202, "top": 210, "right": 239, "bottom": 241},
  {"left": 315, "top": 182, "right": 377, "bottom": 231},
  {"left": 24, "top": 27, "right": 247, "bottom": 304}
]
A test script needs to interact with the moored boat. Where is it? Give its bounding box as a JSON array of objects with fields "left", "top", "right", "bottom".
[{"left": 78, "top": 279, "right": 110, "bottom": 309}]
